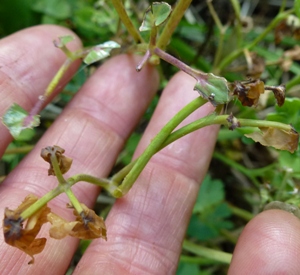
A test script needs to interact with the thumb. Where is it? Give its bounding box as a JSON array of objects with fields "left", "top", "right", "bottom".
[{"left": 228, "top": 209, "right": 300, "bottom": 274}]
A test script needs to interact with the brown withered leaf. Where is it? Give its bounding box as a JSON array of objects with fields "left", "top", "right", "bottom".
[
  {"left": 41, "top": 145, "right": 73, "bottom": 176},
  {"left": 275, "top": 15, "right": 300, "bottom": 44},
  {"left": 232, "top": 79, "right": 265, "bottom": 107},
  {"left": 245, "top": 127, "right": 299, "bottom": 153},
  {"left": 265, "top": 85, "right": 285, "bottom": 107},
  {"left": 281, "top": 46, "right": 300, "bottom": 71},
  {"left": 48, "top": 204, "right": 107, "bottom": 240},
  {"left": 3, "top": 194, "right": 50, "bottom": 264},
  {"left": 246, "top": 52, "right": 265, "bottom": 79}
]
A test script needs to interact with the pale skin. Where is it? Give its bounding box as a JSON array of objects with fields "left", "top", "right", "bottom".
[{"left": 0, "top": 25, "right": 300, "bottom": 275}]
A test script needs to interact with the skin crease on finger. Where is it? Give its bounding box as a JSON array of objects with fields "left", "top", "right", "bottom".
[
  {"left": 73, "top": 72, "right": 219, "bottom": 275},
  {"left": 0, "top": 25, "right": 82, "bottom": 156},
  {"left": 228, "top": 209, "right": 300, "bottom": 275},
  {"left": 0, "top": 29, "right": 159, "bottom": 275}
]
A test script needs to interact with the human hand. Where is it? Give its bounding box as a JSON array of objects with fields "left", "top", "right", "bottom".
[{"left": 0, "top": 25, "right": 300, "bottom": 275}]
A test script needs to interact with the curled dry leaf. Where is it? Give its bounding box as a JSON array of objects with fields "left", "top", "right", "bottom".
[
  {"left": 245, "top": 126, "right": 299, "bottom": 153},
  {"left": 48, "top": 204, "right": 107, "bottom": 240},
  {"left": 3, "top": 194, "right": 50, "bottom": 264},
  {"left": 231, "top": 79, "right": 265, "bottom": 107},
  {"left": 245, "top": 52, "right": 265, "bottom": 79},
  {"left": 264, "top": 85, "right": 285, "bottom": 107},
  {"left": 41, "top": 145, "right": 73, "bottom": 175},
  {"left": 275, "top": 15, "right": 300, "bottom": 44}
]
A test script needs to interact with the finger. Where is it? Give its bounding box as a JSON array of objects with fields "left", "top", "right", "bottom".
[
  {"left": 75, "top": 72, "right": 219, "bottom": 274},
  {"left": 228, "top": 209, "right": 300, "bottom": 274},
  {"left": 0, "top": 25, "right": 82, "bottom": 155},
  {"left": 0, "top": 54, "right": 158, "bottom": 273}
]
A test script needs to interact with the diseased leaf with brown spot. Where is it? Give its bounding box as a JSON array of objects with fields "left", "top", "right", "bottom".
[
  {"left": 245, "top": 127, "right": 299, "bottom": 153},
  {"left": 232, "top": 79, "right": 265, "bottom": 107},
  {"left": 41, "top": 145, "right": 73, "bottom": 175},
  {"left": 3, "top": 194, "right": 50, "bottom": 264},
  {"left": 48, "top": 204, "right": 107, "bottom": 240}
]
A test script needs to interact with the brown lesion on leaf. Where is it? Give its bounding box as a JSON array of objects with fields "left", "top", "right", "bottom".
[
  {"left": 48, "top": 203, "right": 107, "bottom": 240},
  {"left": 3, "top": 194, "right": 50, "bottom": 264},
  {"left": 41, "top": 145, "right": 73, "bottom": 176}
]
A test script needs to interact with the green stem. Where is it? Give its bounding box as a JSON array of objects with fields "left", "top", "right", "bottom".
[
  {"left": 182, "top": 240, "right": 232, "bottom": 264},
  {"left": 179, "top": 255, "right": 216, "bottom": 265},
  {"left": 111, "top": 0, "right": 143, "bottom": 43},
  {"left": 111, "top": 112, "right": 292, "bottom": 196},
  {"left": 156, "top": 0, "right": 192, "bottom": 50},
  {"left": 213, "top": 151, "right": 260, "bottom": 186},
  {"left": 50, "top": 153, "right": 83, "bottom": 214},
  {"left": 50, "top": 154, "right": 66, "bottom": 184},
  {"left": 228, "top": 204, "right": 254, "bottom": 221},
  {"left": 286, "top": 74, "right": 300, "bottom": 91},
  {"left": 20, "top": 187, "right": 62, "bottom": 220},
  {"left": 113, "top": 97, "right": 207, "bottom": 197},
  {"left": 68, "top": 174, "right": 121, "bottom": 196},
  {"left": 275, "top": 169, "right": 292, "bottom": 201},
  {"left": 4, "top": 145, "right": 33, "bottom": 155},
  {"left": 64, "top": 188, "right": 83, "bottom": 213},
  {"left": 217, "top": 8, "right": 294, "bottom": 72},
  {"left": 45, "top": 58, "right": 73, "bottom": 97}
]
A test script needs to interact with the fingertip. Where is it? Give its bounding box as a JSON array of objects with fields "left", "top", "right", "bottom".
[{"left": 229, "top": 209, "right": 300, "bottom": 274}]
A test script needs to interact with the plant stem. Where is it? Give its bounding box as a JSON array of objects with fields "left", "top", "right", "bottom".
[
  {"left": 182, "top": 240, "right": 232, "bottom": 264},
  {"left": 50, "top": 153, "right": 83, "bottom": 214},
  {"left": 111, "top": 0, "right": 144, "bottom": 43},
  {"left": 68, "top": 174, "right": 121, "bottom": 195},
  {"left": 4, "top": 145, "right": 33, "bottom": 155},
  {"left": 45, "top": 58, "right": 73, "bottom": 97},
  {"left": 207, "top": 0, "right": 228, "bottom": 69},
  {"left": 156, "top": 0, "right": 192, "bottom": 50},
  {"left": 153, "top": 47, "right": 205, "bottom": 80},
  {"left": 286, "top": 74, "right": 300, "bottom": 91},
  {"left": 228, "top": 204, "right": 254, "bottom": 221},
  {"left": 20, "top": 187, "right": 62, "bottom": 220},
  {"left": 113, "top": 96, "right": 207, "bottom": 197},
  {"left": 217, "top": 8, "right": 294, "bottom": 72}
]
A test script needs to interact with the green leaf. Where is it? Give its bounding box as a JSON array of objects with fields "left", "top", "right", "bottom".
[
  {"left": 31, "top": 0, "right": 71, "bottom": 19},
  {"left": 83, "top": 41, "right": 120, "bottom": 65},
  {"left": 2, "top": 104, "right": 40, "bottom": 139},
  {"left": 139, "top": 2, "right": 172, "bottom": 32},
  {"left": 194, "top": 73, "right": 231, "bottom": 106},
  {"left": 267, "top": 98, "right": 300, "bottom": 131},
  {"left": 152, "top": 2, "right": 172, "bottom": 26},
  {"left": 295, "top": 0, "right": 300, "bottom": 19},
  {"left": 54, "top": 35, "right": 74, "bottom": 48},
  {"left": 193, "top": 175, "right": 225, "bottom": 213}
]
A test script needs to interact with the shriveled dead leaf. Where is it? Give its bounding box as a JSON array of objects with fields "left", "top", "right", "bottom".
[
  {"left": 245, "top": 52, "right": 265, "bottom": 79},
  {"left": 275, "top": 15, "right": 300, "bottom": 44},
  {"left": 48, "top": 204, "right": 106, "bottom": 240},
  {"left": 245, "top": 126, "right": 299, "bottom": 153},
  {"left": 3, "top": 194, "right": 50, "bottom": 264},
  {"left": 41, "top": 145, "right": 73, "bottom": 175},
  {"left": 231, "top": 79, "right": 265, "bottom": 107}
]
